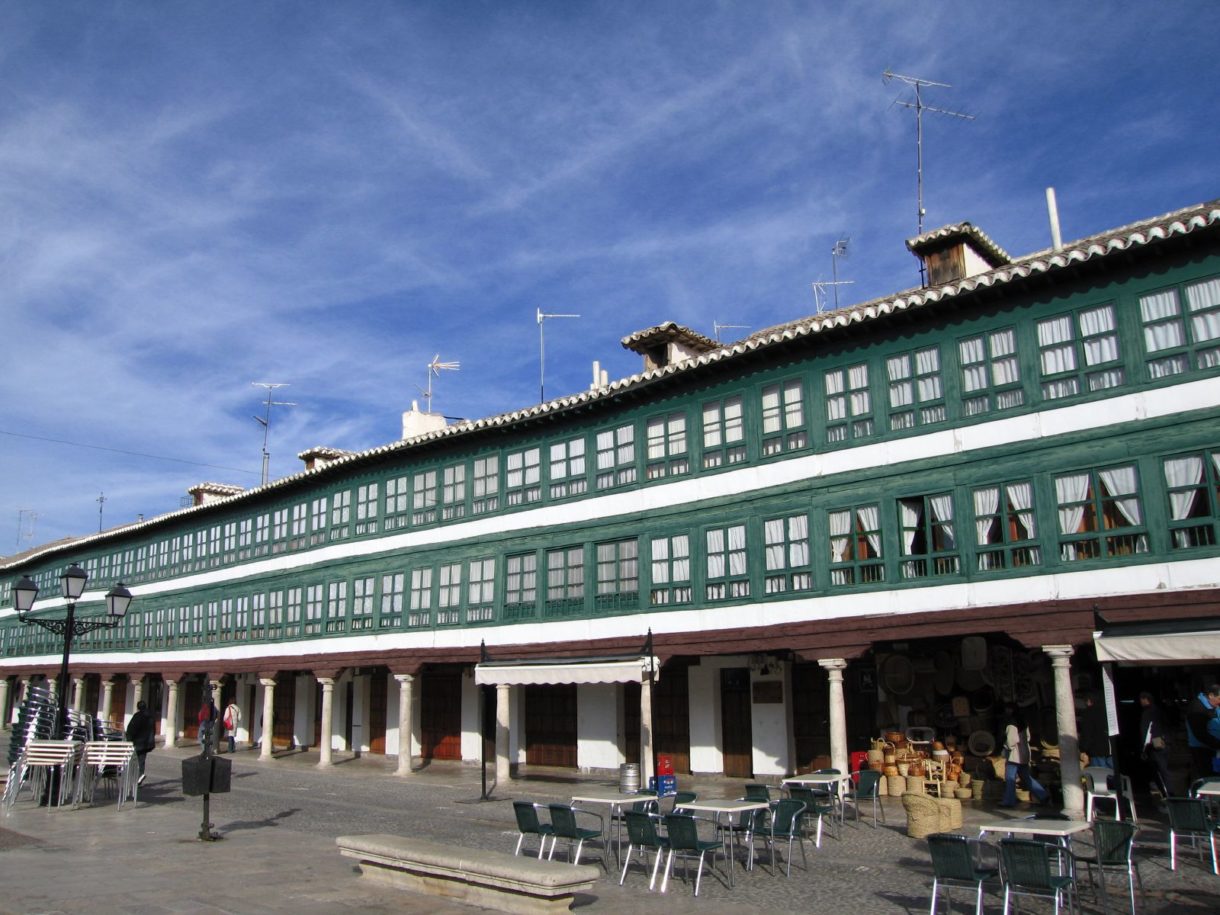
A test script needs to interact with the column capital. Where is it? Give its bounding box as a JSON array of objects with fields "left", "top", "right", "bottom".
[
  {"left": 817, "top": 658, "right": 848, "bottom": 672},
  {"left": 259, "top": 677, "right": 276, "bottom": 687},
  {"left": 1041, "top": 645, "right": 1076, "bottom": 664},
  {"left": 393, "top": 673, "right": 415, "bottom": 685},
  {"left": 316, "top": 676, "right": 336, "bottom": 688}
]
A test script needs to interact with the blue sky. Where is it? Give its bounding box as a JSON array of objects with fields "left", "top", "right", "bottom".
[{"left": 1, "top": 1, "right": 1217, "bottom": 553}]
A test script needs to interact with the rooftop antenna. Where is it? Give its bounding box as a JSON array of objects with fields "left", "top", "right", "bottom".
[
  {"left": 811, "top": 280, "right": 854, "bottom": 314},
  {"left": 883, "top": 70, "right": 974, "bottom": 241},
  {"left": 537, "top": 308, "right": 580, "bottom": 403},
  {"left": 252, "top": 382, "right": 296, "bottom": 486},
  {"left": 712, "top": 321, "right": 750, "bottom": 343},
  {"left": 831, "top": 237, "right": 851, "bottom": 308},
  {"left": 15, "top": 509, "right": 37, "bottom": 551},
  {"left": 424, "top": 354, "right": 460, "bottom": 413},
  {"left": 96, "top": 492, "right": 106, "bottom": 533}
]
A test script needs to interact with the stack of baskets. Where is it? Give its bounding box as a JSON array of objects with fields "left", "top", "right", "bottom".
[{"left": 863, "top": 733, "right": 977, "bottom": 800}]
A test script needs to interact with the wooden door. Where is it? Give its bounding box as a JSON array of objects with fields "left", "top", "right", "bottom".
[
  {"left": 792, "top": 662, "right": 831, "bottom": 773},
  {"left": 654, "top": 660, "right": 692, "bottom": 774},
  {"left": 420, "top": 670, "right": 462, "bottom": 760},
  {"left": 720, "top": 668, "right": 753, "bottom": 778},
  {"left": 110, "top": 677, "right": 129, "bottom": 728},
  {"left": 525, "top": 684, "right": 577, "bottom": 768},
  {"left": 273, "top": 674, "right": 295, "bottom": 749},
  {"left": 368, "top": 669, "right": 387, "bottom": 754}
]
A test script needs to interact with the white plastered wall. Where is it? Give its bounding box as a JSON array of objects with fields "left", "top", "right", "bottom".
[
  {"left": 577, "top": 682, "right": 621, "bottom": 771},
  {"left": 687, "top": 656, "right": 792, "bottom": 776}
]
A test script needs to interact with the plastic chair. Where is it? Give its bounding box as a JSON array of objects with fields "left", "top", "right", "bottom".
[
  {"left": 1083, "top": 766, "right": 1138, "bottom": 823},
  {"left": 670, "top": 790, "right": 697, "bottom": 814},
  {"left": 1164, "top": 796, "right": 1219, "bottom": 874},
  {"left": 927, "top": 832, "right": 998, "bottom": 915},
  {"left": 619, "top": 810, "right": 670, "bottom": 890},
  {"left": 547, "top": 803, "right": 608, "bottom": 871},
  {"left": 661, "top": 813, "right": 723, "bottom": 896},
  {"left": 742, "top": 782, "right": 771, "bottom": 802},
  {"left": 511, "top": 801, "right": 555, "bottom": 858},
  {"left": 1071, "top": 819, "right": 1143, "bottom": 915},
  {"left": 998, "top": 838, "right": 1077, "bottom": 915},
  {"left": 787, "top": 785, "right": 838, "bottom": 846},
  {"left": 756, "top": 798, "right": 807, "bottom": 877},
  {"left": 844, "top": 769, "right": 885, "bottom": 827}
]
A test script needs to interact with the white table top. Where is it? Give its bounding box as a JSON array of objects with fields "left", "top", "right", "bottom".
[
  {"left": 977, "top": 818, "right": 1092, "bottom": 839},
  {"left": 1195, "top": 785, "right": 1220, "bottom": 797},
  {"left": 783, "top": 773, "right": 849, "bottom": 788},
  {"left": 571, "top": 791, "right": 646, "bottom": 805},
  {"left": 678, "top": 798, "right": 770, "bottom": 814}
]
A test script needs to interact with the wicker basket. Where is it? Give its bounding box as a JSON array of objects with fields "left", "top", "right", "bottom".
[
  {"left": 876, "top": 775, "right": 888, "bottom": 797},
  {"left": 971, "top": 780, "right": 985, "bottom": 800},
  {"left": 906, "top": 775, "right": 926, "bottom": 795},
  {"left": 901, "top": 792, "right": 942, "bottom": 838},
  {"left": 958, "top": 773, "right": 972, "bottom": 788},
  {"left": 942, "top": 780, "right": 959, "bottom": 795},
  {"left": 887, "top": 775, "right": 906, "bottom": 796},
  {"left": 955, "top": 788, "right": 973, "bottom": 800}
]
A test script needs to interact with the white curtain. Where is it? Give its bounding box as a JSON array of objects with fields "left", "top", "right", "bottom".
[
  {"left": 1080, "top": 305, "right": 1119, "bottom": 365},
  {"left": 917, "top": 347, "right": 942, "bottom": 401},
  {"left": 1163, "top": 456, "right": 1202, "bottom": 521},
  {"left": 788, "top": 514, "right": 809, "bottom": 567},
  {"left": 829, "top": 510, "right": 851, "bottom": 562},
  {"left": 889, "top": 353, "right": 914, "bottom": 408},
  {"left": 991, "top": 329, "right": 1020, "bottom": 386},
  {"left": 960, "top": 337, "right": 987, "bottom": 392},
  {"left": 849, "top": 364, "right": 870, "bottom": 416},
  {"left": 1038, "top": 316, "right": 1076, "bottom": 374},
  {"left": 764, "top": 518, "right": 785, "bottom": 571},
  {"left": 1008, "top": 481, "right": 1035, "bottom": 538},
  {"left": 1056, "top": 473, "right": 1090, "bottom": 534},
  {"left": 1140, "top": 291, "right": 1184, "bottom": 352},
  {"left": 1187, "top": 279, "right": 1220, "bottom": 342},
  {"left": 1098, "top": 465, "right": 1142, "bottom": 526},
  {"left": 930, "top": 495, "right": 955, "bottom": 548},
  {"left": 899, "top": 500, "right": 920, "bottom": 555},
  {"left": 727, "top": 525, "right": 747, "bottom": 576},
  {"left": 706, "top": 529, "right": 725, "bottom": 578},
  {"left": 672, "top": 535, "right": 690, "bottom": 582},
  {"left": 859, "top": 505, "right": 881, "bottom": 557},
  {"left": 974, "top": 486, "right": 999, "bottom": 544}
]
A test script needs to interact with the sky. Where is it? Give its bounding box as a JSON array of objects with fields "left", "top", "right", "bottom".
[{"left": 1, "top": 1, "right": 1218, "bottom": 555}]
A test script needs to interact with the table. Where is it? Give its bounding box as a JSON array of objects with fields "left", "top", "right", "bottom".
[
  {"left": 978, "top": 817, "right": 1092, "bottom": 880},
  {"left": 676, "top": 798, "right": 770, "bottom": 886},
  {"left": 783, "top": 773, "right": 851, "bottom": 823},
  {"left": 571, "top": 791, "right": 648, "bottom": 863}
]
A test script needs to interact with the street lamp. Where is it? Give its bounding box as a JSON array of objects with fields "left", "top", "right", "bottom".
[{"left": 11, "top": 564, "right": 133, "bottom": 747}]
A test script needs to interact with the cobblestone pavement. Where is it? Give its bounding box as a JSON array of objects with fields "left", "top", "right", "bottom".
[{"left": 1, "top": 744, "right": 1218, "bottom": 914}]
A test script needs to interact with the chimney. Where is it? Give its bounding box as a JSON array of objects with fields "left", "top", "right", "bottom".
[
  {"left": 402, "top": 399, "right": 447, "bottom": 440},
  {"left": 187, "top": 482, "right": 244, "bottom": 506},
  {"left": 1046, "top": 187, "right": 1063, "bottom": 252},
  {"left": 297, "top": 446, "right": 354, "bottom": 472},
  {"left": 906, "top": 222, "right": 1011, "bottom": 286},
  {"left": 590, "top": 360, "right": 609, "bottom": 390},
  {"left": 620, "top": 322, "right": 719, "bottom": 372}
]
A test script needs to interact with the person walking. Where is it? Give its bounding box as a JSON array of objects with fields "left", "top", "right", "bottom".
[
  {"left": 999, "top": 706, "right": 1051, "bottom": 808},
  {"left": 198, "top": 696, "right": 219, "bottom": 751},
  {"left": 1079, "top": 693, "right": 1113, "bottom": 769},
  {"left": 223, "top": 699, "right": 241, "bottom": 753},
  {"left": 124, "top": 700, "right": 156, "bottom": 786},
  {"left": 1138, "top": 691, "right": 1172, "bottom": 798},
  {"left": 1185, "top": 683, "right": 1220, "bottom": 782}
]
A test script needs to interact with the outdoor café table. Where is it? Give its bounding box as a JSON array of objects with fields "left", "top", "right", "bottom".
[
  {"left": 977, "top": 817, "right": 1092, "bottom": 876},
  {"left": 571, "top": 790, "right": 646, "bottom": 863},
  {"left": 782, "top": 772, "right": 851, "bottom": 823},
  {"left": 676, "top": 798, "right": 770, "bottom": 886}
]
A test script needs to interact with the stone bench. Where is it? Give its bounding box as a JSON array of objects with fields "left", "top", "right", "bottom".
[{"left": 336, "top": 834, "right": 599, "bottom": 914}]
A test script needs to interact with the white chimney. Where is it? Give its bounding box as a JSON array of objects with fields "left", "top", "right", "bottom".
[{"left": 402, "top": 399, "right": 447, "bottom": 440}]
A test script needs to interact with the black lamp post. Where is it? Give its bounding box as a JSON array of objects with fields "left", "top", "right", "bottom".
[{"left": 12, "top": 564, "right": 133, "bottom": 748}]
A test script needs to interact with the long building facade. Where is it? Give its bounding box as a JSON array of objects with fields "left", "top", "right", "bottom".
[{"left": 4, "top": 197, "right": 1220, "bottom": 812}]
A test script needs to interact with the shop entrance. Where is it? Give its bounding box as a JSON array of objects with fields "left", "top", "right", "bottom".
[{"left": 720, "top": 667, "right": 753, "bottom": 778}]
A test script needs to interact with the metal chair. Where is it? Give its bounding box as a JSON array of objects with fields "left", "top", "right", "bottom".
[
  {"left": 547, "top": 803, "right": 607, "bottom": 871},
  {"left": 1165, "top": 796, "right": 1219, "bottom": 874},
  {"left": 74, "top": 741, "right": 138, "bottom": 809},
  {"left": 1083, "top": 766, "right": 1138, "bottom": 822},
  {"left": 3, "top": 739, "right": 83, "bottom": 810},
  {"left": 998, "top": 838, "right": 1077, "bottom": 915},
  {"left": 670, "top": 790, "right": 697, "bottom": 814},
  {"left": 742, "top": 782, "right": 771, "bottom": 802},
  {"left": 618, "top": 810, "right": 669, "bottom": 890},
  {"left": 844, "top": 769, "right": 885, "bottom": 827},
  {"left": 787, "top": 784, "right": 838, "bottom": 846},
  {"left": 661, "top": 813, "right": 723, "bottom": 896},
  {"left": 755, "top": 798, "right": 808, "bottom": 877},
  {"left": 927, "top": 832, "right": 998, "bottom": 915},
  {"left": 1070, "top": 819, "right": 1143, "bottom": 915},
  {"left": 511, "top": 800, "right": 555, "bottom": 858}
]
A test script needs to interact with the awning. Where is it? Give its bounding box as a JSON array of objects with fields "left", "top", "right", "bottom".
[
  {"left": 474, "top": 656, "right": 659, "bottom": 687},
  {"left": 1093, "top": 625, "right": 1220, "bottom": 664}
]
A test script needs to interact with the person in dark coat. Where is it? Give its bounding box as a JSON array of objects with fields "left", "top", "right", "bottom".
[
  {"left": 1078, "top": 693, "right": 1113, "bottom": 769},
  {"left": 124, "top": 700, "right": 156, "bottom": 785},
  {"left": 1138, "top": 691, "right": 1172, "bottom": 798}
]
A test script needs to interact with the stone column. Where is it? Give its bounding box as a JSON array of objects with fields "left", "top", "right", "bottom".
[
  {"left": 131, "top": 675, "right": 145, "bottom": 710},
  {"left": 101, "top": 678, "right": 116, "bottom": 727},
  {"left": 640, "top": 673, "right": 656, "bottom": 785},
  {"left": 818, "top": 658, "right": 850, "bottom": 774},
  {"left": 1044, "top": 645, "right": 1084, "bottom": 817},
  {"left": 0, "top": 678, "right": 10, "bottom": 729},
  {"left": 259, "top": 677, "right": 276, "bottom": 761},
  {"left": 317, "top": 677, "right": 335, "bottom": 767},
  {"left": 394, "top": 674, "right": 414, "bottom": 776},
  {"left": 495, "top": 683, "right": 511, "bottom": 786},
  {"left": 162, "top": 677, "right": 180, "bottom": 748}
]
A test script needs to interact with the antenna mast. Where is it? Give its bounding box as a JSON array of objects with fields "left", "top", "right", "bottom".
[
  {"left": 15, "top": 509, "right": 37, "bottom": 552},
  {"left": 831, "top": 237, "right": 851, "bottom": 308},
  {"left": 96, "top": 492, "right": 106, "bottom": 533},
  {"left": 811, "top": 280, "right": 855, "bottom": 314},
  {"left": 883, "top": 70, "right": 974, "bottom": 238},
  {"left": 712, "top": 321, "right": 750, "bottom": 343},
  {"left": 252, "top": 382, "right": 296, "bottom": 486},
  {"left": 537, "top": 308, "right": 580, "bottom": 403},
  {"left": 424, "top": 354, "right": 460, "bottom": 413}
]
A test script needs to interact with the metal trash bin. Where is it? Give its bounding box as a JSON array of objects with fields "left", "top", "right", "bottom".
[
  {"left": 619, "top": 763, "right": 640, "bottom": 794},
  {"left": 181, "top": 754, "right": 233, "bottom": 796}
]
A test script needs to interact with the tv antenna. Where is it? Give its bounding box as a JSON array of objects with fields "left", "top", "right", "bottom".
[
  {"left": 831, "top": 237, "right": 852, "bottom": 308},
  {"left": 424, "top": 354, "right": 460, "bottom": 413},
  {"left": 883, "top": 70, "right": 974, "bottom": 238},
  {"left": 253, "top": 382, "right": 296, "bottom": 486},
  {"left": 537, "top": 308, "right": 580, "bottom": 403},
  {"left": 811, "top": 280, "right": 855, "bottom": 314},
  {"left": 713, "top": 321, "right": 750, "bottom": 343},
  {"left": 15, "top": 509, "right": 37, "bottom": 551},
  {"left": 96, "top": 492, "right": 106, "bottom": 533}
]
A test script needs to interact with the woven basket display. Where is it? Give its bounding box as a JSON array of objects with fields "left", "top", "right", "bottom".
[
  {"left": 901, "top": 792, "right": 942, "bottom": 839},
  {"left": 936, "top": 797, "right": 964, "bottom": 829},
  {"left": 905, "top": 775, "right": 926, "bottom": 795},
  {"left": 971, "top": 780, "right": 985, "bottom": 800},
  {"left": 955, "top": 788, "right": 973, "bottom": 800},
  {"left": 887, "top": 775, "right": 906, "bottom": 796},
  {"left": 876, "top": 776, "right": 888, "bottom": 797}
]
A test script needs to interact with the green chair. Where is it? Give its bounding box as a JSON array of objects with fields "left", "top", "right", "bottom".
[
  {"left": 742, "top": 782, "right": 771, "bottom": 802},
  {"left": 671, "top": 790, "right": 698, "bottom": 814},
  {"left": 511, "top": 800, "right": 555, "bottom": 858},
  {"left": 845, "top": 769, "right": 886, "bottom": 827},
  {"left": 927, "top": 832, "right": 998, "bottom": 915},
  {"left": 998, "top": 838, "right": 1077, "bottom": 915},
  {"left": 1071, "top": 819, "right": 1143, "bottom": 915},
  {"left": 661, "top": 813, "right": 723, "bottom": 896},
  {"left": 756, "top": 798, "right": 808, "bottom": 877},
  {"left": 787, "top": 784, "right": 838, "bottom": 846},
  {"left": 547, "top": 803, "right": 608, "bottom": 871},
  {"left": 619, "top": 810, "right": 670, "bottom": 890},
  {"left": 1165, "top": 796, "right": 1219, "bottom": 874}
]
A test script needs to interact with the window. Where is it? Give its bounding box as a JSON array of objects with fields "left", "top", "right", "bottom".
[
  {"left": 304, "top": 584, "right": 323, "bottom": 635},
  {"left": 549, "top": 437, "right": 587, "bottom": 499},
  {"left": 825, "top": 364, "right": 873, "bottom": 443},
  {"left": 272, "top": 509, "right": 289, "bottom": 552},
  {"left": 267, "top": 590, "right": 283, "bottom": 637},
  {"left": 887, "top": 347, "right": 945, "bottom": 429},
  {"left": 646, "top": 413, "right": 689, "bottom": 479},
  {"left": 596, "top": 424, "right": 636, "bottom": 489},
  {"left": 356, "top": 482, "right": 379, "bottom": 535},
  {"left": 505, "top": 552, "right": 538, "bottom": 618},
  {"left": 437, "top": 562, "right": 461, "bottom": 625},
  {"left": 1139, "top": 278, "right": 1220, "bottom": 378},
  {"left": 595, "top": 539, "right": 639, "bottom": 609},
  {"left": 1055, "top": 465, "right": 1148, "bottom": 560},
  {"left": 506, "top": 448, "right": 541, "bottom": 506},
  {"left": 763, "top": 514, "right": 812, "bottom": 593},
  {"left": 1164, "top": 450, "right": 1220, "bottom": 548},
  {"left": 441, "top": 464, "right": 466, "bottom": 520},
  {"left": 705, "top": 524, "right": 748, "bottom": 600},
  {"left": 325, "top": 580, "right": 347, "bottom": 633},
  {"left": 330, "top": 491, "right": 351, "bottom": 539},
  {"left": 408, "top": 568, "right": 432, "bottom": 628},
  {"left": 649, "top": 534, "right": 691, "bottom": 606},
  {"left": 351, "top": 576, "right": 374, "bottom": 630},
  {"left": 897, "top": 494, "right": 960, "bottom": 578},
  {"left": 472, "top": 456, "right": 499, "bottom": 514},
  {"left": 250, "top": 592, "right": 266, "bottom": 639},
  {"left": 310, "top": 497, "right": 328, "bottom": 545},
  {"left": 959, "top": 328, "right": 1023, "bottom": 416},
  {"left": 828, "top": 505, "right": 884, "bottom": 585},
  {"left": 760, "top": 379, "right": 807, "bottom": 454},
  {"left": 546, "top": 547, "right": 585, "bottom": 614},
  {"left": 208, "top": 526, "right": 222, "bottom": 565},
  {"left": 379, "top": 572, "right": 404, "bottom": 628},
  {"left": 384, "top": 476, "right": 409, "bottom": 530},
  {"left": 467, "top": 558, "right": 496, "bottom": 622},
  {"left": 238, "top": 519, "right": 253, "bottom": 558},
  {"left": 972, "top": 481, "right": 1041, "bottom": 570},
  {"left": 223, "top": 522, "right": 238, "bottom": 558},
  {"left": 702, "top": 395, "right": 745, "bottom": 468},
  {"left": 285, "top": 587, "right": 301, "bottom": 636},
  {"left": 290, "top": 504, "right": 308, "bottom": 549},
  {"left": 412, "top": 470, "right": 438, "bottom": 525},
  {"left": 233, "top": 596, "right": 249, "bottom": 640},
  {"left": 1037, "top": 303, "right": 1124, "bottom": 399},
  {"left": 255, "top": 513, "right": 270, "bottom": 555}
]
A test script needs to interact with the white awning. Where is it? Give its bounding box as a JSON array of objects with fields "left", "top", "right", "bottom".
[
  {"left": 474, "top": 657, "right": 659, "bottom": 687},
  {"left": 1093, "top": 628, "right": 1220, "bottom": 664}
]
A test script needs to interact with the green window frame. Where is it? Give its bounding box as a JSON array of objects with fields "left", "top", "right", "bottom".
[
  {"left": 649, "top": 534, "right": 691, "bottom": 606},
  {"left": 549, "top": 437, "right": 587, "bottom": 499},
  {"left": 407, "top": 568, "right": 432, "bottom": 628},
  {"left": 1139, "top": 278, "right": 1220, "bottom": 378},
  {"left": 325, "top": 580, "right": 348, "bottom": 633},
  {"left": 267, "top": 590, "right": 284, "bottom": 638},
  {"left": 355, "top": 482, "right": 379, "bottom": 535},
  {"left": 304, "top": 584, "right": 323, "bottom": 635},
  {"left": 596, "top": 423, "right": 637, "bottom": 490},
  {"left": 1055, "top": 464, "right": 1149, "bottom": 561},
  {"left": 887, "top": 346, "right": 945, "bottom": 430},
  {"left": 972, "top": 480, "right": 1041, "bottom": 571},
  {"left": 467, "top": 558, "right": 496, "bottom": 622},
  {"left": 705, "top": 524, "right": 748, "bottom": 601},
  {"left": 330, "top": 491, "right": 351, "bottom": 539},
  {"left": 384, "top": 476, "right": 409, "bottom": 530},
  {"left": 701, "top": 395, "right": 746, "bottom": 468},
  {"left": 1037, "top": 303, "right": 1124, "bottom": 400},
  {"left": 1163, "top": 450, "right": 1220, "bottom": 549},
  {"left": 646, "top": 412, "right": 690, "bottom": 479},
  {"left": 351, "top": 576, "right": 375, "bottom": 630},
  {"left": 763, "top": 514, "right": 812, "bottom": 594},
  {"left": 897, "top": 493, "right": 960, "bottom": 579},
  {"left": 379, "top": 572, "right": 404, "bottom": 629},
  {"left": 595, "top": 538, "right": 639, "bottom": 610},
  {"left": 828, "top": 504, "right": 884, "bottom": 586},
  {"left": 310, "top": 497, "right": 328, "bottom": 545},
  {"left": 412, "top": 470, "right": 438, "bottom": 525},
  {"left": 290, "top": 504, "right": 307, "bottom": 549},
  {"left": 506, "top": 447, "right": 542, "bottom": 506},
  {"left": 441, "top": 463, "right": 466, "bottom": 520},
  {"left": 545, "top": 546, "right": 585, "bottom": 615},
  {"left": 504, "top": 552, "right": 538, "bottom": 618},
  {"left": 958, "top": 327, "right": 1023, "bottom": 416},
  {"left": 437, "top": 562, "right": 462, "bottom": 625},
  {"left": 825, "top": 363, "right": 873, "bottom": 443},
  {"left": 272, "top": 509, "right": 289, "bottom": 552},
  {"left": 760, "top": 379, "right": 808, "bottom": 454},
  {"left": 472, "top": 455, "right": 499, "bottom": 515}
]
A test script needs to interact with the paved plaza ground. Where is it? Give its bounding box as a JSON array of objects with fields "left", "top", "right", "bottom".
[{"left": 2, "top": 743, "right": 1218, "bottom": 914}]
